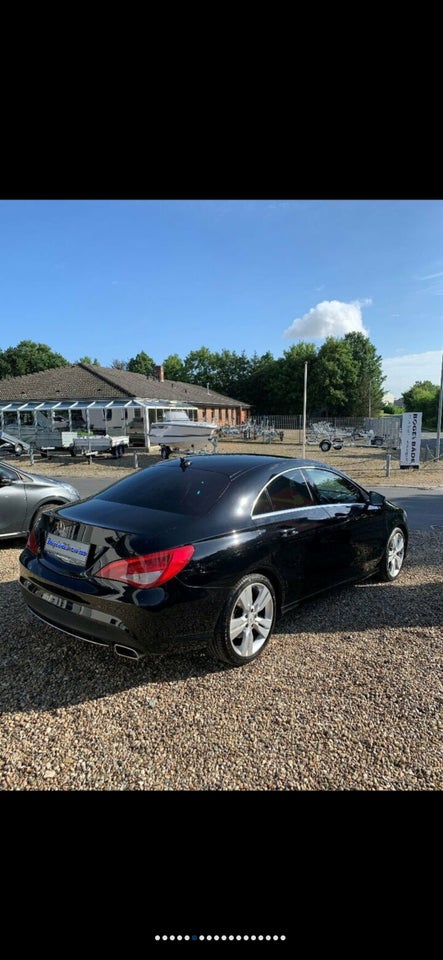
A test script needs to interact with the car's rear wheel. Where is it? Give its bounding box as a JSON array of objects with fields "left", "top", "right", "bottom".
[
  {"left": 319, "top": 440, "right": 331, "bottom": 452},
  {"left": 376, "top": 527, "right": 406, "bottom": 581},
  {"left": 209, "top": 574, "right": 276, "bottom": 666}
]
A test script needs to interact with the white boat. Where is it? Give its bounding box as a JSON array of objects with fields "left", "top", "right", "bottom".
[{"left": 149, "top": 410, "right": 218, "bottom": 457}]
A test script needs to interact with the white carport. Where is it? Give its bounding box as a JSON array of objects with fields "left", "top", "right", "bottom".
[{"left": 0, "top": 398, "right": 198, "bottom": 449}]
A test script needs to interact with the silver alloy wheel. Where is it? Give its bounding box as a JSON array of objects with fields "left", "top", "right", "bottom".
[
  {"left": 387, "top": 529, "right": 405, "bottom": 578},
  {"left": 229, "top": 581, "right": 274, "bottom": 659}
]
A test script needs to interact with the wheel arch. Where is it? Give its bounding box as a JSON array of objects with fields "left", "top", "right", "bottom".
[{"left": 29, "top": 498, "right": 68, "bottom": 529}]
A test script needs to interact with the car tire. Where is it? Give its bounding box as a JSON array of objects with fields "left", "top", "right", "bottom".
[
  {"left": 14, "top": 443, "right": 24, "bottom": 456},
  {"left": 372, "top": 436, "right": 384, "bottom": 447},
  {"left": 375, "top": 527, "right": 406, "bottom": 582},
  {"left": 209, "top": 573, "right": 277, "bottom": 666},
  {"left": 319, "top": 440, "right": 331, "bottom": 452}
]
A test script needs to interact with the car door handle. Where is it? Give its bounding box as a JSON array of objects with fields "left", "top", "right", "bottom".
[{"left": 280, "top": 528, "right": 299, "bottom": 538}]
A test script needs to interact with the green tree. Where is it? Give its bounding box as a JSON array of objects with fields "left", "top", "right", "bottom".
[
  {"left": 163, "top": 354, "right": 186, "bottom": 381},
  {"left": 382, "top": 403, "right": 403, "bottom": 415},
  {"left": 402, "top": 380, "right": 440, "bottom": 429},
  {"left": 183, "top": 347, "right": 217, "bottom": 386},
  {"left": 343, "top": 332, "right": 385, "bottom": 416},
  {"left": 78, "top": 355, "right": 100, "bottom": 365},
  {"left": 311, "top": 338, "right": 358, "bottom": 416},
  {"left": 267, "top": 343, "right": 317, "bottom": 415},
  {"left": 210, "top": 349, "right": 252, "bottom": 398},
  {"left": 127, "top": 351, "right": 155, "bottom": 376},
  {"left": 0, "top": 340, "right": 68, "bottom": 378},
  {"left": 245, "top": 352, "right": 278, "bottom": 413}
]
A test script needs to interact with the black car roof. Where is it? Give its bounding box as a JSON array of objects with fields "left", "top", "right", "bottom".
[{"left": 155, "top": 453, "right": 341, "bottom": 478}]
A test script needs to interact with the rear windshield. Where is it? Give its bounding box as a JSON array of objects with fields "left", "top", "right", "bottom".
[{"left": 96, "top": 465, "right": 230, "bottom": 517}]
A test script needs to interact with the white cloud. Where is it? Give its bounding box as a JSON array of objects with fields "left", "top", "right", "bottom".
[
  {"left": 382, "top": 350, "right": 443, "bottom": 398},
  {"left": 284, "top": 299, "right": 371, "bottom": 341}
]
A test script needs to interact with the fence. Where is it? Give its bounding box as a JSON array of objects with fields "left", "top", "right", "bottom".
[{"left": 243, "top": 414, "right": 401, "bottom": 444}]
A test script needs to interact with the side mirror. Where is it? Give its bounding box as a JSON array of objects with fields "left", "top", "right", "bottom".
[
  {"left": 0, "top": 477, "right": 13, "bottom": 486},
  {"left": 369, "top": 491, "right": 385, "bottom": 506}
]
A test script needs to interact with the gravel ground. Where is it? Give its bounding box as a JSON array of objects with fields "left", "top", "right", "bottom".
[{"left": 1, "top": 439, "right": 442, "bottom": 791}]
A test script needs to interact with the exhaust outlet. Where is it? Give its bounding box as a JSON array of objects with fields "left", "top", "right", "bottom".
[{"left": 114, "top": 643, "right": 142, "bottom": 661}]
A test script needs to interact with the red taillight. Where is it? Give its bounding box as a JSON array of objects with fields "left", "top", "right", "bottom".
[
  {"left": 26, "top": 527, "right": 39, "bottom": 555},
  {"left": 95, "top": 545, "right": 195, "bottom": 588}
]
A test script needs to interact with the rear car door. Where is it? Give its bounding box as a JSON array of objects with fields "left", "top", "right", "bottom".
[{"left": 251, "top": 468, "right": 332, "bottom": 607}]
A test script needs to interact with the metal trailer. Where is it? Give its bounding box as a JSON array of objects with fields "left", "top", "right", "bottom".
[
  {"left": 69, "top": 434, "right": 130, "bottom": 458},
  {"left": 0, "top": 430, "right": 32, "bottom": 457}
]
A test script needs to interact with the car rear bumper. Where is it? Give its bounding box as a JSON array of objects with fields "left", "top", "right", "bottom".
[{"left": 19, "top": 560, "right": 219, "bottom": 658}]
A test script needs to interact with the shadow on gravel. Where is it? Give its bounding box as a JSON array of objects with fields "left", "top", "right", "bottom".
[
  {"left": 281, "top": 578, "right": 443, "bottom": 638},
  {"left": 1, "top": 570, "right": 442, "bottom": 713},
  {"left": 0, "top": 577, "right": 232, "bottom": 714}
]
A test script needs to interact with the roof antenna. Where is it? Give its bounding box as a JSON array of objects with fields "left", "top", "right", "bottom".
[{"left": 179, "top": 456, "right": 191, "bottom": 470}]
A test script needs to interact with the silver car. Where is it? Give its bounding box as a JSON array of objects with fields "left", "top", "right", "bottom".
[{"left": 0, "top": 460, "right": 80, "bottom": 539}]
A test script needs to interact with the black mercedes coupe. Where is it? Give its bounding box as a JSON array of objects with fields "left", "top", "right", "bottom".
[{"left": 19, "top": 454, "right": 408, "bottom": 667}]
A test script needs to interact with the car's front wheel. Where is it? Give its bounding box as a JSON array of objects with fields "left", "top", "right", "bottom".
[
  {"left": 29, "top": 501, "right": 61, "bottom": 531},
  {"left": 209, "top": 574, "right": 277, "bottom": 666},
  {"left": 376, "top": 527, "right": 406, "bottom": 581}
]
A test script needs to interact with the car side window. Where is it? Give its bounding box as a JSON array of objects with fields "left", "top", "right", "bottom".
[
  {"left": 252, "top": 488, "right": 273, "bottom": 515},
  {"left": 253, "top": 471, "right": 313, "bottom": 516},
  {"left": 0, "top": 464, "right": 18, "bottom": 482},
  {"left": 302, "top": 468, "right": 365, "bottom": 504}
]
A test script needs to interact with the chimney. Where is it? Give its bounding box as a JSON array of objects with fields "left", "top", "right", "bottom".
[{"left": 154, "top": 364, "right": 164, "bottom": 382}]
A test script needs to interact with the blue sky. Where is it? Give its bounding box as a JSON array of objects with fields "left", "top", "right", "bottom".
[{"left": 0, "top": 198, "right": 442, "bottom": 398}]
